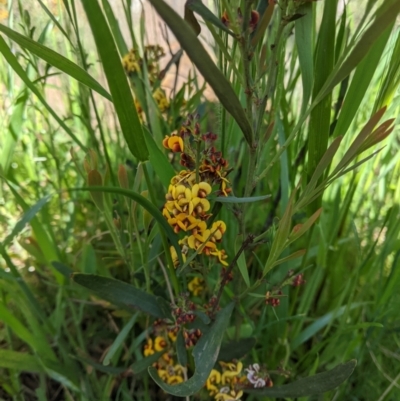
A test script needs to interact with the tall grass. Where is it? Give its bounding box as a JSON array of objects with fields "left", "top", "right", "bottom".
[{"left": 0, "top": 0, "right": 399, "bottom": 400}]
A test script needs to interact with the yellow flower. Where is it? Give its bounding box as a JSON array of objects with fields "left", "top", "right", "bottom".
[
  {"left": 153, "top": 88, "right": 169, "bottom": 112},
  {"left": 206, "top": 369, "right": 221, "bottom": 396},
  {"left": 210, "top": 248, "right": 229, "bottom": 266},
  {"left": 188, "top": 277, "right": 205, "bottom": 296},
  {"left": 154, "top": 336, "right": 168, "bottom": 352},
  {"left": 170, "top": 246, "right": 186, "bottom": 267},
  {"left": 164, "top": 364, "right": 185, "bottom": 384},
  {"left": 187, "top": 230, "right": 217, "bottom": 255},
  {"left": 220, "top": 361, "right": 243, "bottom": 385},
  {"left": 211, "top": 221, "right": 227, "bottom": 241},
  {"left": 163, "top": 135, "right": 184, "bottom": 152},
  {"left": 122, "top": 50, "right": 141, "bottom": 74},
  {"left": 143, "top": 338, "right": 154, "bottom": 356}
]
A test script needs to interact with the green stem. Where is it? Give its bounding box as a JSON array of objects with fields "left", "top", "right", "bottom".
[
  {"left": 142, "top": 162, "right": 180, "bottom": 296},
  {"left": 195, "top": 139, "right": 201, "bottom": 183}
]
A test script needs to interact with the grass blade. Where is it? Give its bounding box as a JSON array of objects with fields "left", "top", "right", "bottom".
[{"left": 82, "top": 0, "right": 148, "bottom": 161}]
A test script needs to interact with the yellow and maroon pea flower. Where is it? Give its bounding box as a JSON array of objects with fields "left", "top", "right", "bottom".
[
  {"left": 188, "top": 277, "right": 205, "bottom": 296},
  {"left": 210, "top": 248, "right": 229, "bottom": 266},
  {"left": 170, "top": 245, "right": 187, "bottom": 267},
  {"left": 165, "top": 364, "right": 185, "bottom": 384},
  {"left": 206, "top": 369, "right": 222, "bottom": 396},
  {"left": 187, "top": 229, "right": 218, "bottom": 255},
  {"left": 143, "top": 338, "right": 154, "bottom": 357},
  {"left": 162, "top": 134, "right": 184, "bottom": 153},
  {"left": 210, "top": 220, "right": 227, "bottom": 242},
  {"left": 220, "top": 361, "right": 243, "bottom": 385},
  {"left": 167, "top": 213, "right": 200, "bottom": 233},
  {"left": 154, "top": 336, "right": 168, "bottom": 352}
]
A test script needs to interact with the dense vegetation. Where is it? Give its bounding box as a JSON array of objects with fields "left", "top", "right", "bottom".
[{"left": 0, "top": 0, "right": 399, "bottom": 400}]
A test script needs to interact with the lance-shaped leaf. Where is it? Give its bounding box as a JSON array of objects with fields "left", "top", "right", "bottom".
[
  {"left": 263, "top": 191, "right": 296, "bottom": 275},
  {"left": 0, "top": 24, "right": 112, "bottom": 101},
  {"left": 246, "top": 360, "right": 356, "bottom": 397},
  {"left": 186, "top": 0, "right": 233, "bottom": 36},
  {"left": 331, "top": 107, "right": 386, "bottom": 176},
  {"left": 214, "top": 194, "right": 271, "bottom": 203},
  {"left": 251, "top": 0, "right": 275, "bottom": 47},
  {"left": 81, "top": 0, "right": 148, "bottom": 161},
  {"left": 149, "top": 303, "right": 234, "bottom": 396},
  {"left": 184, "top": 2, "right": 201, "bottom": 36},
  {"left": 73, "top": 274, "right": 170, "bottom": 319},
  {"left": 148, "top": 0, "right": 253, "bottom": 145},
  {"left": 2, "top": 195, "right": 51, "bottom": 248}
]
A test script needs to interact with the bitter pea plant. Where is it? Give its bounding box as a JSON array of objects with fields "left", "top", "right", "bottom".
[{"left": 0, "top": 0, "right": 400, "bottom": 400}]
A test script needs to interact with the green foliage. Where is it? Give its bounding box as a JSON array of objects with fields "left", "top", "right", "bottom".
[{"left": 0, "top": 1, "right": 399, "bottom": 400}]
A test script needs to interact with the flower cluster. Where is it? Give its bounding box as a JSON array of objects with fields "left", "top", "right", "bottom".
[
  {"left": 206, "top": 361, "right": 273, "bottom": 400},
  {"left": 143, "top": 325, "right": 185, "bottom": 385},
  {"left": 188, "top": 276, "right": 205, "bottom": 296},
  {"left": 122, "top": 45, "right": 169, "bottom": 119},
  {"left": 122, "top": 45, "right": 165, "bottom": 82},
  {"left": 162, "top": 115, "right": 232, "bottom": 268}
]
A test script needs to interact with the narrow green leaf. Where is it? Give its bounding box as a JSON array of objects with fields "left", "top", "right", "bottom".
[
  {"left": 82, "top": 0, "right": 148, "bottom": 161},
  {"left": 0, "top": 302, "right": 54, "bottom": 357},
  {"left": 5, "top": 182, "right": 60, "bottom": 268},
  {"left": 148, "top": 0, "right": 253, "bottom": 145},
  {"left": 295, "top": 3, "right": 313, "bottom": 114},
  {"left": 0, "top": 24, "right": 112, "bottom": 101},
  {"left": 235, "top": 235, "right": 250, "bottom": 287},
  {"left": 302, "top": 136, "right": 342, "bottom": 198},
  {"left": 289, "top": 209, "right": 322, "bottom": 243},
  {"left": 131, "top": 351, "right": 165, "bottom": 374},
  {"left": 0, "top": 35, "right": 85, "bottom": 148},
  {"left": 186, "top": 0, "right": 233, "bottom": 35},
  {"left": 246, "top": 360, "right": 357, "bottom": 397},
  {"left": 101, "top": 0, "right": 129, "bottom": 56},
  {"left": 184, "top": 2, "right": 201, "bottom": 36},
  {"left": 73, "top": 274, "right": 170, "bottom": 319},
  {"left": 3, "top": 195, "right": 51, "bottom": 248},
  {"left": 1, "top": 91, "right": 28, "bottom": 175},
  {"left": 214, "top": 194, "right": 271, "bottom": 203},
  {"left": 251, "top": 0, "right": 275, "bottom": 47},
  {"left": 264, "top": 193, "right": 295, "bottom": 274},
  {"left": 149, "top": 302, "right": 234, "bottom": 396},
  {"left": 103, "top": 313, "right": 139, "bottom": 366},
  {"left": 332, "top": 25, "right": 392, "bottom": 138},
  {"left": 332, "top": 107, "right": 386, "bottom": 175},
  {"left": 307, "top": 0, "right": 336, "bottom": 213},
  {"left": 316, "top": 1, "right": 400, "bottom": 103},
  {"left": 176, "top": 330, "right": 188, "bottom": 367},
  {"left": 74, "top": 355, "right": 126, "bottom": 375},
  {"left": 291, "top": 303, "right": 365, "bottom": 350},
  {"left": 143, "top": 127, "right": 175, "bottom": 188},
  {"left": 270, "top": 249, "right": 306, "bottom": 269},
  {"left": 0, "top": 350, "right": 44, "bottom": 373}
]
